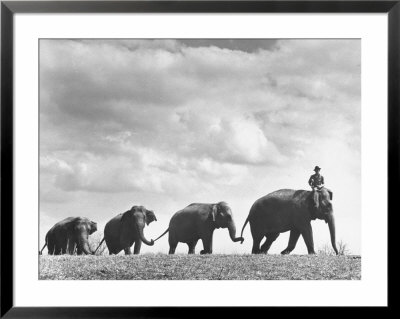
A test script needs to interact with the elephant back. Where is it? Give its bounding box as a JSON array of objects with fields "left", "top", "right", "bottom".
[{"left": 250, "top": 189, "right": 310, "bottom": 217}]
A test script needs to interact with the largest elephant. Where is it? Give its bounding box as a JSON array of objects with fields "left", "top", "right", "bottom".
[
  {"left": 40, "top": 217, "right": 97, "bottom": 255},
  {"left": 154, "top": 202, "right": 244, "bottom": 254},
  {"left": 240, "top": 188, "right": 338, "bottom": 255},
  {"left": 95, "top": 205, "right": 157, "bottom": 255}
]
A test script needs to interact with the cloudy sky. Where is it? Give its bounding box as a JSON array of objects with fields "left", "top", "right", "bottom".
[{"left": 40, "top": 39, "right": 361, "bottom": 255}]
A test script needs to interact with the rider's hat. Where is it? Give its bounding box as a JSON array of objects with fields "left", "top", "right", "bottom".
[{"left": 314, "top": 166, "right": 321, "bottom": 171}]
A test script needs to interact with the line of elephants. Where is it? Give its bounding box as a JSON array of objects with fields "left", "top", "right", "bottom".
[{"left": 39, "top": 188, "right": 339, "bottom": 256}]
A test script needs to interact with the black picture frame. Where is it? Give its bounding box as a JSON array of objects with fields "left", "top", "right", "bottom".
[{"left": 1, "top": 1, "right": 396, "bottom": 317}]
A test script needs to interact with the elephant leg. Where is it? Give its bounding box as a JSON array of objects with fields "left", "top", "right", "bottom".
[
  {"left": 200, "top": 235, "right": 213, "bottom": 254},
  {"left": 260, "top": 233, "right": 280, "bottom": 254},
  {"left": 54, "top": 245, "right": 62, "bottom": 255},
  {"left": 124, "top": 247, "right": 132, "bottom": 255},
  {"left": 301, "top": 224, "right": 315, "bottom": 254},
  {"left": 55, "top": 240, "right": 66, "bottom": 255},
  {"left": 56, "top": 236, "right": 68, "bottom": 255},
  {"left": 168, "top": 233, "right": 178, "bottom": 254},
  {"left": 67, "top": 239, "right": 77, "bottom": 255},
  {"left": 73, "top": 244, "right": 78, "bottom": 255},
  {"left": 281, "top": 230, "right": 301, "bottom": 255},
  {"left": 48, "top": 242, "right": 55, "bottom": 255},
  {"left": 187, "top": 240, "right": 198, "bottom": 254},
  {"left": 251, "top": 234, "right": 263, "bottom": 254},
  {"left": 250, "top": 223, "right": 264, "bottom": 254},
  {"left": 169, "top": 243, "right": 177, "bottom": 254},
  {"left": 76, "top": 238, "right": 86, "bottom": 255},
  {"left": 133, "top": 240, "right": 142, "bottom": 255},
  {"left": 61, "top": 239, "right": 69, "bottom": 254}
]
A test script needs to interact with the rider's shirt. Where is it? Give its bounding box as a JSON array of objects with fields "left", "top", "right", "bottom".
[{"left": 308, "top": 173, "right": 324, "bottom": 189}]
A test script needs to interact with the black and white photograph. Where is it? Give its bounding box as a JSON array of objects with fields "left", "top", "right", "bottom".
[{"left": 38, "top": 38, "right": 361, "bottom": 280}]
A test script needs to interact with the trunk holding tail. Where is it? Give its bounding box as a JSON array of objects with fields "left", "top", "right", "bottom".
[
  {"left": 136, "top": 223, "right": 154, "bottom": 246},
  {"left": 154, "top": 228, "right": 169, "bottom": 242},
  {"left": 240, "top": 216, "right": 250, "bottom": 243},
  {"left": 94, "top": 237, "right": 105, "bottom": 255},
  {"left": 327, "top": 214, "right": 338, "bottom": 255},
  {"left": 227, "top": 220, "right": 243, "bottom": 243}
]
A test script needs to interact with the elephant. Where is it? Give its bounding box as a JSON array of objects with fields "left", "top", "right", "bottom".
[
  {"left": 95, "top": 206, "right": 157, "bottom": 255},
  {"left": 154, "top": 202, "right": 244, "bottom": 254},
  {"left": 39, "top": 217, "right": 97, "bottom": 255},
  {"left": 240, "top": 188, "right": 338, "bottom": 255}
]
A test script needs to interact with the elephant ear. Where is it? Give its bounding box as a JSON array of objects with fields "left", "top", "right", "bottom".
[
  {"left": 145, "top": 210, "right": 157, "bottom": 225},
  {"left": 325, "top": 188, "right": 333, "bottom": 200},
  {"left": 217, "top": 202, "right": 230, "bottom": 215},
  {"left": 209, "top": 205, "right": 218, "bottom": 222},
  {"left": 89, "top": 221, "right": 97, "bottom": 234},
  {"left": 120, "top": 210, "right": 135, "bottom": 248}
]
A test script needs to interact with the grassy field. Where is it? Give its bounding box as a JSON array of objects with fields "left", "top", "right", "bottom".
[{"left": 39, "top": 254, "right": 361, "bottom": 280}]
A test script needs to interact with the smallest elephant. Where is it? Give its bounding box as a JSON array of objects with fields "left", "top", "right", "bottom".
[{"left": 39, "top": 217, "right": 97, "bottom": 255}]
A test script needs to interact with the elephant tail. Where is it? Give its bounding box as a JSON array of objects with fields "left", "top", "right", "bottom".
[
  {"left": 94, "top": 237, "right": 105, "bottom": 255},
  {"left": 39, "top": 242, "right": 47, "bottom": 255},
  {"left": 153, "top": 228, "right": 169, "bottom": 242},
  {"left": 240, "top": 216, "right": 250, "bottom": 243}
]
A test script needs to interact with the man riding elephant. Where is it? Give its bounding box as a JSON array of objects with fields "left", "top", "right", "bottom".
[{"left": 308, "top": 166, "right": 325, "bottom": 212}]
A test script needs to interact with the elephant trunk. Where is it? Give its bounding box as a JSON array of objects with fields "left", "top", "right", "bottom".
[
  {"left": 137, "top": 223, "right": 154, "bottom": 246},
  {"left": 78, "top": 234, "right": 93, "bottom": 255},
  {"left": 327, "top": 214, "right": 339, "bottom": 255},
  {"left": 227, "top": 220, "right": 243, "bottom": 243}
]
